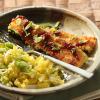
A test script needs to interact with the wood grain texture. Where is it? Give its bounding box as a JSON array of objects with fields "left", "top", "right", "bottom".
[
  {"left": 4, "top": 0, "right": 16, "bottom": 8},
  {"left": 0, "top": 0, "right": 100, "bottom": 29},
  {"left": 0, "top": 0, "right": 3, "bottom": 12},
  {"left": 56, "top": 0, "right": 68, "bottom": 8},
  {"left": 16, "top": 0, "right": 33, "bottom": 7},
  {"left": 32, "top": 0, "right": 55, "bottom": 6}
]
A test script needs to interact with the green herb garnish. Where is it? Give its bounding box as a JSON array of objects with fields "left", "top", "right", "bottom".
[
  {"left": 54, "top": 21, "right": 61, "bottom": 29},
  {"left": 33, "top": 35, "right": 43, "bottom": 43},
  {"left": 52, "top": 43, "right": 61, "bottom": 51},
  {"left": 15, "top": 60, "right": 29, "bottom": 71},
  {"left": 5, "top": 42, "right": 13, "bottom": 49},
  {"left": 15, "top": 18, "right": 22, "bottom": 26},
  {"left": 25, "top": 21, "right": 34, "bottom": 30}
]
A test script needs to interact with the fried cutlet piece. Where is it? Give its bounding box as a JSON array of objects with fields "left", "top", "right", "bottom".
[
  {"left": 24, "top": 36, "right": 88, "bottom": 67},
  {"left": 8, "top": 16, "right": 97, "bottom": 54},
  {"left": 8, "top": 15, "right": 97, "bottom": 67},
  {"left": 55, "top": 31, "right": 97, "bottom": 54},
  {"left": 8, "top": 15, "right": 96, "bottom": 54}
]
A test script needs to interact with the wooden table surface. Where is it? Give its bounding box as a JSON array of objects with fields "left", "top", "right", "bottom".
[{"left": 0, "top": 0, "right": 100, "bottom": 29}]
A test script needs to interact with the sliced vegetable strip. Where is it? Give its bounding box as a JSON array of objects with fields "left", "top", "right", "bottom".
[{"left": 8, "top": 15, "right": 96, "bottom": 67}]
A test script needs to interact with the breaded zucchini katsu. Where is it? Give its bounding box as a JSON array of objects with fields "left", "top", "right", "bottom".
[{"left": 8, "top": 15, "right": 97, "bottom": 67}]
